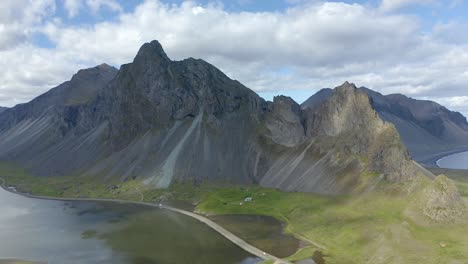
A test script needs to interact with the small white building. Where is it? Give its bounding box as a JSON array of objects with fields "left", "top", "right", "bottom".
[{"left": 244, "top": 197, "right": 252, "bottom": 202}]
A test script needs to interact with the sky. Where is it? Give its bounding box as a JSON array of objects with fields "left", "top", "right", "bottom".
[{"left": 1, "top": 0, "right": 468, "bottom": 115}]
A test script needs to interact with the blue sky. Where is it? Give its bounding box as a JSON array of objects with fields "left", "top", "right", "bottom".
[{"left": 2, "top": 0, "right": 468, "bottom": 115}]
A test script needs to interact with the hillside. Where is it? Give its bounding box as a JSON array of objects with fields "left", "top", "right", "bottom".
[
  {"left": 0, "top": 107, "right": 7, "bottom": 113},
  {"left": 0, "top": 41, "right": 422, "bottom": 194},
  {"left": 302, "top": 88, "right": 468, "bottom": 165}
]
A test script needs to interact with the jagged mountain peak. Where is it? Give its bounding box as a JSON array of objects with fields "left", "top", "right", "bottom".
[
  {"left": 333, "top": 82, "right": 366, "bottom": 101},
  {"left": 71, "top": 64, "right": 117, "bottom": 81},
  {"left": 121, "top": 40, "right": 172, "bottom": 82},
  {"left": 339, "top": 81, "right": 355, "bottom": 88},
  {"left": 303, "top": 85, "right": 468, "bottom": 163},
  {"left": 112, "top": 40, "right": 264, "bottom": 124},
  {"left": 306, "top": 83, "right": 417, "bottom": 183},
  {"left": 272, "top": 95, "right": 299, "bottom": 105},
  {"left": 310, "top": 82, "right": 383, "bottom": 137},
  {"left": 65, "top": 64, "right": 118, "bottom": 105},
  {"left": 133, "top": 40, "right": 171, "bottom": 65},
  {"left": 97, "top": 63, "right": 114, "bottom": 69},
  {"left": 329, "top": 82, "right": 364, "bottom": 99},
  {"left": 300, "top": 83, "right": 369, "bottom": 118}
]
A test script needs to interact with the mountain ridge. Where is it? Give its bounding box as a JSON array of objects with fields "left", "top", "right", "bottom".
[{"left": 0, "top": 40, "right": 423, "bottom": 194}]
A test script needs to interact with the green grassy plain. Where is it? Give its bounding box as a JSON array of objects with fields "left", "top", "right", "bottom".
[
  {"left": 0, "top": 163, "right": 145, "bottom": 201},
  {"left": 1, "top": 162, "right": 467, "bottom": 264},
  {"left": 194, "top": 182, "right": 468, "bottom": 264}
]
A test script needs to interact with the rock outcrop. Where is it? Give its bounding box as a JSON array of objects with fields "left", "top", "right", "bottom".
[
  {"left": 421, "top": 175, "right": 466, "bottom": 223},
  {"left": 0, "top": 40, "right": 423, "bottom": 194},
  {"left": 307, "top": 83, "right": 417, "bottom": 182},
  {"left": 264, "top": 96, "right": 306, "bottom": 147},
  {"left": 259, "top": 83, "right": 417, "bottom": 193},
  {"left": 302, "top": 87, "right": 468, "bottom": 164},
  {"left": 0, "top": 107, "right": 7, "bottom": 113}
]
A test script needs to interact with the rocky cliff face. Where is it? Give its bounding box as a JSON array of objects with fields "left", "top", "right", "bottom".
[
  {"left": 0, "top": 64, "right": 118, "bottom": 175},
  {"left": 302, "top": 87, "right": 468, "bottom": 164},
  {"left": 264, "top": 96, "right": 306, "bottom": 147},
  {"left": 0, "top": 63, "right": 117, "bottom": 131},
  {"left": 0, "top": 41, "right": 423, "bottom": 194},
  {"left": 0, "top": 107, "right": 7, "bottom": 113},
  {"left": 258, "top": 83, "right": 418, "bottom": 193},
  {"left": 308, "top": 83, "right": 417, "bottom": 182}
]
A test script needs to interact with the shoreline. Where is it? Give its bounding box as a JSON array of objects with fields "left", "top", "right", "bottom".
[
  {"left": 417, "top": 147, "right": 468, "bottom": 168},
  {"left": 436, "top": 151, "right": 468, "bottom": 168},
  {"left": 0, "top": 177, "right": 293, "bottom": 264}
]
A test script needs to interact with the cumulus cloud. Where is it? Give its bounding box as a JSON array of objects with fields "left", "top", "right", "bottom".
[
  {"left": 1, "top": 0, "right": 468, "bottom": 116},
  {"left": 0, "top": 0, "right": 56, "bottom": 50}
]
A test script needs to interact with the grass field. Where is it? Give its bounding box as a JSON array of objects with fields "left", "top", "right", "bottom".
[
  {"left": 1, "top": 162, "right": 467, "bottom": 264},
  {"left": 0, "top": 162, "right": 145, "bottom": 201},
  {"left": 194, "top": 181, "right": 468, "bottom": 264}
]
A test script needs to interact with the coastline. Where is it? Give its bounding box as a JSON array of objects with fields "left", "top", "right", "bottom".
[
  {"left": 417, "top": 147, "right": 468, "bottom": 168},
  {"left": 436, "top": 150, "right": 468, "bottom": 168},
  {"left": 0, "top": 177, "right": 292, "bottom": 264}
]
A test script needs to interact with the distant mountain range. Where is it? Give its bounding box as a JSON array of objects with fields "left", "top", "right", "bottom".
[
  {"left": 302, "top": 88, "right": 468, "bottom": 165},
  {"left": 0, "top": 41, "right": 428, "bottom": 194},
  {"left": 0, "top": 107, "right": 7, "bottom": 113}
]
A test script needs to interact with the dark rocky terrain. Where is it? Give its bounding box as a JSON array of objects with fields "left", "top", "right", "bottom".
[
  {"left": 302, "top": 88, "right": 468, "bottom": 165},
  {"left": 0, "top": 41, "right": 424, "bottom": 194},
  {"left": 0, "top": 107, "right": 7, "bottom": 113}
]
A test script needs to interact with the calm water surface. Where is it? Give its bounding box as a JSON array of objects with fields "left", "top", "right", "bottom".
[
  {"left": 0, "top": 187, "right": 262, "bottom": 264},
  {"left": 437, "top": 151, "right": 468, "bottom": 170},
  {"left": 209, "top": 215, "right": 300, "bottom": 258}
]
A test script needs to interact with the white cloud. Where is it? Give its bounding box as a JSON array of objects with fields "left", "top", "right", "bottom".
[
  {"left": 0, "top": 43, "right": 84, "bottom": 106},
  {"left": 45, "top": 1, "right": 421, "bottom": 70},
  {"left": 433, "top": 21, "right": 468, "bottom": 44},
  {"left": 64, "top": 0, "right": 83, "bottom": 18},
  {"left": 379, "top": 0, "right": 436, "bottom": 12},
  {"left": 0, "top": 0, "right": 55, "bottom": 50},
  {"left": 1, "top": 0, "right": 468, "bottom": 116}
]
